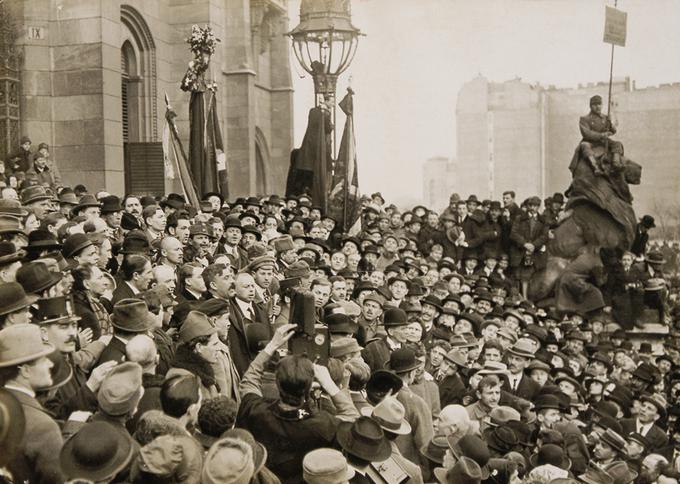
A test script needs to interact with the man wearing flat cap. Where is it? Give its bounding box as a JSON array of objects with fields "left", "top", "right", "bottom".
[
  {"left": 578, "top": 95, "right": 623, "bottom": 176},
  {"left": 621, "top": 393, "right": 669, "bottom": 454}
]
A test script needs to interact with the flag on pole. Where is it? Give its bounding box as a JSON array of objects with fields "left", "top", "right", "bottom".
[
  {"left": 328, "top": 88, "right": 360, "bottom": 233},
  {"left": 162, "top": 94, "right": 200, "bottom": 208}
]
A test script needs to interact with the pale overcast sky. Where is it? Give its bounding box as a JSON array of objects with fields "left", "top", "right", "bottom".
[{"left": 287, "top": 0, "right": 680, "bottom": 205}]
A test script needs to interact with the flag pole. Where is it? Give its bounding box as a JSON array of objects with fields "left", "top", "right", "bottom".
[
  {"left": 606, "top": 0, "right": 618, "bottom": 118},
  {"left": 342, "top": 88, "right": 351, "bottom": 232}
]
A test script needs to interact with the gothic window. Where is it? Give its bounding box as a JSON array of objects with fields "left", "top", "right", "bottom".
[{"left": 0, "top": 3, "right": 20, "bottom": 159}]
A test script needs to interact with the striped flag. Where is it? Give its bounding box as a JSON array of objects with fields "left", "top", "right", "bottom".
[
  {"left": 328, "top": 89, "right": 360, "bottom": 233},
  {"left": 162, "top": 93, "right": 200, "bottom": 207}
]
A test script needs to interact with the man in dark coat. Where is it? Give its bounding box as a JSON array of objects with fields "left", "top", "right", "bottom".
[
  {"left": 96, "top": 299, "right": 156, "bottom": 366},
  {"left": 631, "top": 215, "right": 655, "bottom": 258},
  {"left": 35, "top": 296, "right": 111, "bottom": 421},
  {"left": 437, "top": 349, "right": 468, "bottom": 407},
  {"left": 237, "top": 324, "right": 358, "bottom": 483},
  {"left": 176, "top": 262, "right": 206, "bottom": 305},
  {"left": 502, "top": 190, "right": 522, "bottom": 223},
  {"left": 481, "top": 201, "right": 505, "bottom": 259},
  {"left": 503, "top": 340, "right": 542, "bottom": 402},
  {"left": 457, "top": 202, "right": 488, "bottom": 261},
  {"left": 229, "top": 272, "right": 271, "bottom": 376},
  {"left": 620, "top": 394, "right": 669, "bottom": 455},
  {"left": 604, "top": 250, "right": 647, "bottom": 329},
  {"left": 418, "top": 211, "right": 444, "bottom": 255},
  {"left": 4, "top": 135, "right": 32, "bottom": 175},
  {"left": 1, "top": 324, "right": 65, "bottom": 484},
  {"left": 125, "top": 334, "right": 165, "bottom": 433},
  {"left": 542, "top": 193, "right": 565, "bottom": 228},
  {"left": 509, "top": 197, "right": 548, "bottom": 295},
  {"left": 361, "top": 308, "right": 409, "bottom": 373}
]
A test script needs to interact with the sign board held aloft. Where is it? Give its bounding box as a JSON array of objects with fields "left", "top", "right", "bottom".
[{"left": 603, "top": 6, "right": 627, "bottom": 47}]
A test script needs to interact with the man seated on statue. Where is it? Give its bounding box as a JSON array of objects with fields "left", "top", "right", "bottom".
[{"left": 579, "top": 95, "right": 623, "bottom": 176}]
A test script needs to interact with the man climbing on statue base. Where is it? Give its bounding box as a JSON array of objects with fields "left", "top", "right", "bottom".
[{"left": 578, "top": 95, "right": 624, "bottom": 177}]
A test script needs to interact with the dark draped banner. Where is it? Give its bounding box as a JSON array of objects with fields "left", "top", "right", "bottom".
[
  {"left": 285, "top": 106, "right": 332, "bottom": 210},
  {"left": 188, "top": 90, "right": 224, "bottom": 197}
]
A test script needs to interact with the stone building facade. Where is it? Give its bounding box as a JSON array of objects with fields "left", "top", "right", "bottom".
[
  {"left": 441, "top": 75, "right": 680, "bottom": 218},
  {"left": 3, "top": 0, "right": 293, "bottom": 197}
]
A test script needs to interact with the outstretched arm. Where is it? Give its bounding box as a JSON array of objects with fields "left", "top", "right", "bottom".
[{"left": 239, "top": 324, "right": 296, "bottom": 397}]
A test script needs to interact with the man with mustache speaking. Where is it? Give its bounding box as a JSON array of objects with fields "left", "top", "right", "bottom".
[{"left": 36, "top": 295, "right": 117, "bottom": 420}]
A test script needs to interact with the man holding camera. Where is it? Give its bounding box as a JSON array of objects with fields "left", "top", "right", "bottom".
[{"left": 237, "top": 324, "right": 359, "bottom": 483}]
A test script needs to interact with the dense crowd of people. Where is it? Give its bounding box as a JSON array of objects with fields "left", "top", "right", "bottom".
[{"left": 2, "top": 137, "right": 680, "bottom": 483}]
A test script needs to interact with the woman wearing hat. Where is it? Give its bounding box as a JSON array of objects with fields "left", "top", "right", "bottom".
[{"left": 168, "top": 311, "right": 222, "bottom": 400}]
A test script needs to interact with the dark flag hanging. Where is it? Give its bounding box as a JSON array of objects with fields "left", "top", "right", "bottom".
[
  {"left": 285, "top": 106, "right": 332, "bottom": 210},
  {"left": 328, "top": 89, "right": 360, "bottom": 233},
  {"left": 180, "top": 26, "right": 227, "bottom": 198},
  {"left": 186, "top": 89, "right": 224, "bottom": 196}
]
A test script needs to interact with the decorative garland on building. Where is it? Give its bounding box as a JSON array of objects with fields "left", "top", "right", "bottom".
[{"left": 181, "top": 25, "right": 220, "bottom": 92}]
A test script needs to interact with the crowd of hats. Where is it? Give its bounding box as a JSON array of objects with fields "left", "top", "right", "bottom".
[{"left": 2, "top": 177, "right": 680, "bottom": 484}]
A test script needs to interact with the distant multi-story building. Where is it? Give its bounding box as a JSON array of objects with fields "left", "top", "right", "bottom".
[
  {"left": 438, "top": 75, "right": 680, "bottom": 217},
  {"left": 1, "top": 0, "right": 293, "bottom": 196},
  {"left": 422, "top": 156, "right": 454, "bottom": 210}
]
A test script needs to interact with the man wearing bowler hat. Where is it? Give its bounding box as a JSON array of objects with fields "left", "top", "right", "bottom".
[
  {"left": 362, "top": 307, "right": 409, "bottom": 373},
  {"left": 385, "top": 347, "right": 434, "bottom": 469},
  {"left": 0, "top": 323, "right": 65, "bottom": 483},
  {"left": 0, "top": 281, "right": 37, "bottom": 329},
  {"left": 96, "top": 298, "right": 155, "bottom": 366}
]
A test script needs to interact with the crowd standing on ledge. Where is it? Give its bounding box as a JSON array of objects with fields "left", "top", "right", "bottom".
[{"left": 2, "top": 139, "right": 680, "bottom": 483}]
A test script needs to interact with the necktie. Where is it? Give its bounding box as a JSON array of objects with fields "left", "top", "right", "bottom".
[{"left": 247, "top": 306, "right": 255, "bottom": 322}]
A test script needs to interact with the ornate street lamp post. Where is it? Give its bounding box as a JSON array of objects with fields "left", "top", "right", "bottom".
[{"left": 288, "top": 0, "right": 361, "bottom": 155}]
